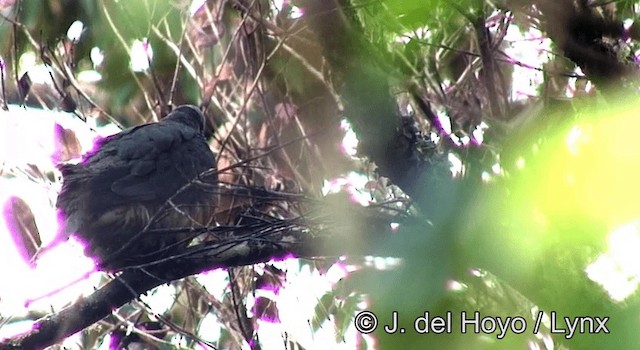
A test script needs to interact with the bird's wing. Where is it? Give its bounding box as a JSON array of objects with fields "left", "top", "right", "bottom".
[{"left": 87, "top": 122, "right": 213, "bottom": 206}]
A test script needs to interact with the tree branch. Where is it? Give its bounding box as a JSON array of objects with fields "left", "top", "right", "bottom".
[{"left": 300, "top": 0, "right": 461, "bottom": 225}]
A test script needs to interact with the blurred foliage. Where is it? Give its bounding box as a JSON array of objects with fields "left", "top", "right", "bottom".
[
  {"left": 456, "top": 96, "right": 640, "bottom": 349},
  {"left": 0, "top": 0, "right": 200, "bottom": 119}
]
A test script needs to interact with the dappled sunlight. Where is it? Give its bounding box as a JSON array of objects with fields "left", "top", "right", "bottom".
[
  {"left": 565, "top": 124, "right": 590, "bottom": 156},
  {"left": 586, "top": 221, "right": 640, "bottom": 302},
  {"left": 472, "top": 121, "right": 488, "bottom": 145},
  {"left": 566, "top": 68, "right": 594, "bottom": 98},
  {"left": 436, "top": 112, "right": 452, "bottom": 135},
  {"left": 130, "top": 38, "right": 153, "bottom": 73},
  {"left": 0, "top": 106, "right": 111, "bottom": 331},
  {"left": 322, "top": 172, "right": 372, "bottom": 206},
  {"left": 194, "top": 260, "right": 368, "bottom": 349},
  {"left": 363, "top": 256, "right": 402, "bottom": 271},
  {"left": 515, "top": 156, "right": 526, "bottom": 170},
  {"left": 0, "top": 224, "right": 96, "bottom": 313},
  {"left": 66, "top": 20, "right": 84, "bottom": 43},
  {"left": 503, "top": 24, "right": 551, "bottom": 101},
  {"left": 340, "top": 119, "right": 359, "bottom": 157},
  {"left": 259, "top": 261, "right": 359, "bottom": 349},
  {"left": 448, "top": 153, "right": 464, "bottom": 177}
]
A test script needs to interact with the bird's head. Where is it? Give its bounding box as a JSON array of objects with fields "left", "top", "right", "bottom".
[{"left": 163, "top": 105, "right": 206, "bottom": 133}]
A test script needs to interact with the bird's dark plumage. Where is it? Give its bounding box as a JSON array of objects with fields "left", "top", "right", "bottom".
[{"left": 56, "top": 105, "right": 217, "bottom": 271}]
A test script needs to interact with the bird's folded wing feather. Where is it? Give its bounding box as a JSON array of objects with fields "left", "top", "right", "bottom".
[{"left": 87, "top": 122, "right": 205, "bottom": 204}]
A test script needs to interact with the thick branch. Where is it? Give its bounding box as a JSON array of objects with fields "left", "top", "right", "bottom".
[
  {"left": 300, "top": 1, "right": 460, "bottom": 224},
  {"left": 531, "top": 0, "right": 638, "bottom": 88}
]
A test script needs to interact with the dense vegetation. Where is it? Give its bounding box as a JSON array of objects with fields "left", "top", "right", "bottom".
[{"left": 2, "top": 0, "right": 640, "bottom": 349}]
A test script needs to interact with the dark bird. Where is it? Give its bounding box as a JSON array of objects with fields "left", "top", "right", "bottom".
[{"left": 54, "top": 105, "right": 217, "bottom": 271}]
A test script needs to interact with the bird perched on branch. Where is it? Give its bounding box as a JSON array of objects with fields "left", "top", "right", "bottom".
[{"left": 54, "top": 105, "right": 217, "bottom": 271}]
